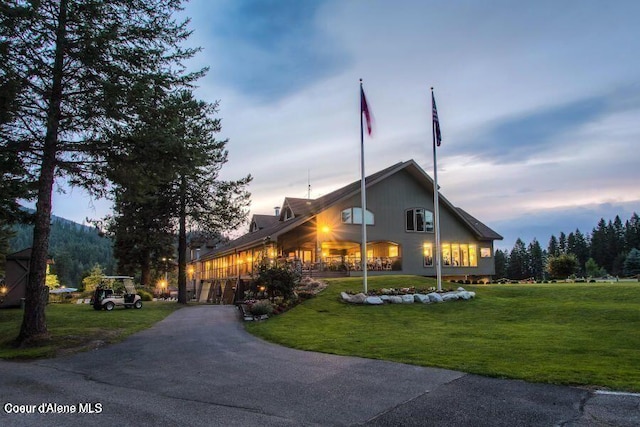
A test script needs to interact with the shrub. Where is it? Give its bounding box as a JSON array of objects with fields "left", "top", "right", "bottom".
[
  {"left": 137, "top": 289, "right": 153, "bottom": 301},
  {"left": 250, "top": 300, "right": 274, "bottom": 316}
]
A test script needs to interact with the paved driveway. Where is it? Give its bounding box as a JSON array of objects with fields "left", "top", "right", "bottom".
[{"left": 0, "top": 305, "right": 638, "bottom": 426}]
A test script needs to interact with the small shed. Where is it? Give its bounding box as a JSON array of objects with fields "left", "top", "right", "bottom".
[{"left": 1, "top": 248, "right": 32, "bottom": 308}]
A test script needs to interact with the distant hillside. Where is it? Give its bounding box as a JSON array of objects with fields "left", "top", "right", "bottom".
[{"left": 9, "top": 214, "right": 115, "bottom": 287}]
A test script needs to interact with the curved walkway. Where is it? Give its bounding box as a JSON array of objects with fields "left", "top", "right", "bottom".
[{"left": 0, "top": 305, "right": 638, "bottom": 426}]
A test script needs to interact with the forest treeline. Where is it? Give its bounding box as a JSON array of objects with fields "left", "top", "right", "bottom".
[
  {"left": 495, "top": 212, "right": 640, "bottom": 280},
  {"left": 8, "top": 217, "right": 115, "bottom": 287}
]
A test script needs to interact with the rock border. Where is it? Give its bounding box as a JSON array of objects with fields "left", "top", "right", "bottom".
[{"left": 340, "top": 287, "right": 475, "bottom": 305}]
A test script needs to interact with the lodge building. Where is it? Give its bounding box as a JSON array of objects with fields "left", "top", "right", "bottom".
[{"left": 187, "top": 160, "right": 502, "bottom": 303}]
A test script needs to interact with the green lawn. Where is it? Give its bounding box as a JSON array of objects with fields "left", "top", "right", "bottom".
[
  {"left": 246, "top": 275, "right": 640, "bottom": 392},
  {"left": 0, "top": 302, "right": 182, "bottom": 359}
]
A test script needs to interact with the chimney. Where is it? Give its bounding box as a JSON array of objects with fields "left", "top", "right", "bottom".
[{"left": 274, "top": 206, "right": 280, "bottom": 216}]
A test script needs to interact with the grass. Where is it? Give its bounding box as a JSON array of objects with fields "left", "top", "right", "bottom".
[
  {"left": 246, "top": 275, "right": 640, "bottom": 392},
  {"left": 0, "top": 302, "right": 182, "bottom": 360}
]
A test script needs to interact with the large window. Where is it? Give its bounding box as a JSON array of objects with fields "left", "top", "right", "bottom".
[
  {"left": 441, "top": 243, "right": 477, "bottom": 267},
  {"left": 406, "top": 208, "right": 434, "bottom": 232},
  {"left": 341, "top": 207, "right": 374, "bottom": 225}
]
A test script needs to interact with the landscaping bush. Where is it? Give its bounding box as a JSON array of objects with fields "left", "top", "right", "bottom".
[
  {"left": 137, "top": 289, "right": 153, "bottom": 301},
  {"left": 249, "top": 300, "right": 274, "bottom": 316}
]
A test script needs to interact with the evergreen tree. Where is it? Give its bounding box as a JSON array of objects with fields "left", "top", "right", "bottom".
[
  {"left": 625, "top": 213, "right": 640, "bottom": 251},
  {"left": 585, "top": 258, "right": 605, "bottom": 278},
  {"left": 494, "top": 249, "right": 508, "bottom": 279},
  {"left": 527, "top": 239, "right": 544, "bottom": 281},
  {"left": 558, "top": 232, "right": 567, "bottom": 254},
  {"left": 164, "top": 91, "right": 251, "bottom": 304},
  {"left": 623, "top": 248, "right": 640, "bottom": 277},
  {"left": 2, "top": 0, "right": 198, "bottom": 344},
  {"left": 547, "top": 235, "right": 559, "bottom": 257},
  {"left": 590, "top": 218, "right": 608, "bottom": 273},
  {"left": 567, "top": 229, "right": 589, "bottom": 276},
  {"left": 507, "top": 238, "right": 529, "bottom": 280}
]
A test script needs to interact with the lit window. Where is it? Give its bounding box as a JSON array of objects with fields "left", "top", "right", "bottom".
[
  {"left": 440, "top": 243, "right": 477, "bottom": 267},
  {"left": 441, "top": 243, "right": 451, "bottom": 266},
  {"left": 423, "top": 243, "right": 433, "bottom": 267},
  {"left": 480, "top": 247, "right": 492, "bottom": 258},
  {"left": 405, "top": 208, "right": 434, "bottom": 232},
  {"left": 389, "top": 245, "right": 399, "bottom": 258},
  {"left": 341, "top": 207, "right": 374, "bottom": 225}
]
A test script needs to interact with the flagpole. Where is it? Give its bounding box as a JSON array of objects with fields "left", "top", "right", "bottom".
[
  {"left": 360, "top": 79, "right": 368, "bottom": 294},
  {"left": 431, "top": 87, "right": 443, "bottom": 292}
]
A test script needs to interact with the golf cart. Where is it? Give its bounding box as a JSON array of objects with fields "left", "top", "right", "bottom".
[{"left": 92, "top": 276, "right": 142, "bottom": 311}]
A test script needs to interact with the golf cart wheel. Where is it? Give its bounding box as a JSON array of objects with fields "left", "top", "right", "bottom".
[
  {"left": 104, "top": 302, "right": 115, "bottom": 311},
  {"left": 134, "top": 300, "right": 142, "bottom": 309}
]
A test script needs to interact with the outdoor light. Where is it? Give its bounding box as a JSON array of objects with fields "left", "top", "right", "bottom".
[
  {"left": 0, "top": 286, "right": 7, "bottom": 295},
  {"left": 321, "top": 225, "right": 331, "bottom": 234}
]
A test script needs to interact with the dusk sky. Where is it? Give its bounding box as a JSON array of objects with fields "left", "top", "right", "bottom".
[{"left": 50, "top": 0, "right": 640, "bottom": 250}]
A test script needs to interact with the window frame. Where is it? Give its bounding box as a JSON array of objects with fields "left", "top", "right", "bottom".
[{"left": 405, "top": 208, "right": 434, "bottom": 233}]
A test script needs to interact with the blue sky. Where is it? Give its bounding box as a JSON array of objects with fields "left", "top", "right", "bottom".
[{"left": 51, "top": 0, "right": 640, "bottom": 250}]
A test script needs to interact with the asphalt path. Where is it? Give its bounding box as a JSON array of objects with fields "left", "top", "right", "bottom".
[{"left": 0, "top": 305, "right": 638, "bottom": 426}]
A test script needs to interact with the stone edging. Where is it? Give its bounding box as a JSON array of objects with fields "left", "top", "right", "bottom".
[{"left": 340, "top": 287, "right": 476, "bottom": 305}]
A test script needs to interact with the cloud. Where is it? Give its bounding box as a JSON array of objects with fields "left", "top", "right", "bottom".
[
  {"left": 455, "top": 94, "right": 608, "bottom": 163},
  {"left": 188, "top": 0, "right": 349, "bottom": 101}
]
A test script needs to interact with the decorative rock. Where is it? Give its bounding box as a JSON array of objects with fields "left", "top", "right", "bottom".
[
  {"left": 389, "top": 296, "right": 403, "bottom": 304},
  {"left": 457, "top": 287, "right": 466, "bottom": 292},
  {"left": 401, "top": 294, "right": 414, "bottom": 304},
  {"left": 379, "top": 295, "right": 391, "bottom": 302},
  {"left": 414, "top": 294, "right": 430, "bottom": 303},
  {"left": 350, "top": 293, "right": 368, "bottom": 304},
  {"left": 365, "top": 296, "right": 384, "bottom": 305},
  {"left": 468, "top": 291, "right": 476, "bottom": 299},
  {"left": 427, "top": 292, "right": 443, "bottom": 303},
  {"left": 341, "top": 292, "right": 352, "bottom": 302},
  {"left": 457, "top": 291, "right": 472, "bottom": 300},
  {"left": 442, "top": 293, "right": 459, "bottom": 301}
]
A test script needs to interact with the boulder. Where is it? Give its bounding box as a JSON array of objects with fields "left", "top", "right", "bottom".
[
  {"left": 365, "top": 296, "right": 384, "bottom": 305},
  {"left": 389, "top": 296, "right": 403, "bottom": 304},
  {"left": 442, "top": 293, "right": 459, "bottom": 301},
  {"left": 401, "top": 294, "right": 415, "bottom": 304},
  {"left": 468, "top": 291, "right": 476, "bottom": 299},
  {"left": 379, "top": 295, "right": 391, "bottom": 302},
  {"left": 340, "top": 292, "right": 352, "bottom": 302},
  {"left": 457, "top": 287, "right": 466, "bottom": 292},
  {"left": 350, "top": 293, "right": 368, "bottom": 304},
  {"left": 457, "top": 291, "right": 472, "bottom": 300},
  {"left": 427, "top": 292, "right": 443, "bottom": 303},
  {"left": 414, "top": 294, "right": 430, "bottom": 303}
]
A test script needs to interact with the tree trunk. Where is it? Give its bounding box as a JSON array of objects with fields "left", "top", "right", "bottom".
[
  {"left": 17, "top": 0, "right": 68, "bottom": 345},
  {"left": 177, "top": 175, "right": 188, "bottom": 304},
  {"left": 140, "top": 248, "right": 152, "bottom": 288}
]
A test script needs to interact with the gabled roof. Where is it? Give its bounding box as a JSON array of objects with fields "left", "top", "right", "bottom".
[
  {"left": 202, "top": 160, "right": 501, "bottom": 259},
  {"left": 251, "top": 214, "right": 280, "bottom": 231}
]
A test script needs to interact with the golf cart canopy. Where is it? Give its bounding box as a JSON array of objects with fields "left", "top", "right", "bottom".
[{"left": 101, "top": 276, "right": 136, "bottom": 294}]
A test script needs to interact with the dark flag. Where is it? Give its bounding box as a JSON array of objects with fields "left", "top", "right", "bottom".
[
  {"left": 361, "top": 86, "right": 372, "bottom": 136},
  {"left": 432, "top": 91, "right": 442, "bottom": 146}
]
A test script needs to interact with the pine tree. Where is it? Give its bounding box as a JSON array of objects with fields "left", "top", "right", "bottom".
[
  {"left": 547, "top": 235, "right": 559, "bottom": 257},
  {"left": 507, "top": 239, "right": 529, "bottom": 280},
  {"left": 567, "top": 229, "right": 589, "bottom": 276},
  {"left": 2, "top": 0, "right": 198, "bottom": 345},
  {"left": 625, "top": 213, "right": 640, "bottom": 251},
  {"left": 527, "top": 239, "right": 544, "bottom": 281},
  {"left": 558, "top": 232, "right": 567, "bottom": 254},
  {"left": 494, "top": 249, "right": 508, "bottom": 279}
]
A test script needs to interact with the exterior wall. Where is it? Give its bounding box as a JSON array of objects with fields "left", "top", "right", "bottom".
[
  {"left": 189, "top": 167, "right": 498, "bottom": 292},
  {"left": 315, "top": 169, "right": 496, "bottom": 278}
]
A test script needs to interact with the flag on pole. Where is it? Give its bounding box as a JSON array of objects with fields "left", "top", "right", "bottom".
[
  {"left": 432, "top": 91, "right": 442, "bottom": 146},
  {"left": 361, "top": 86, "right": 373, "bottom": 136}
]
